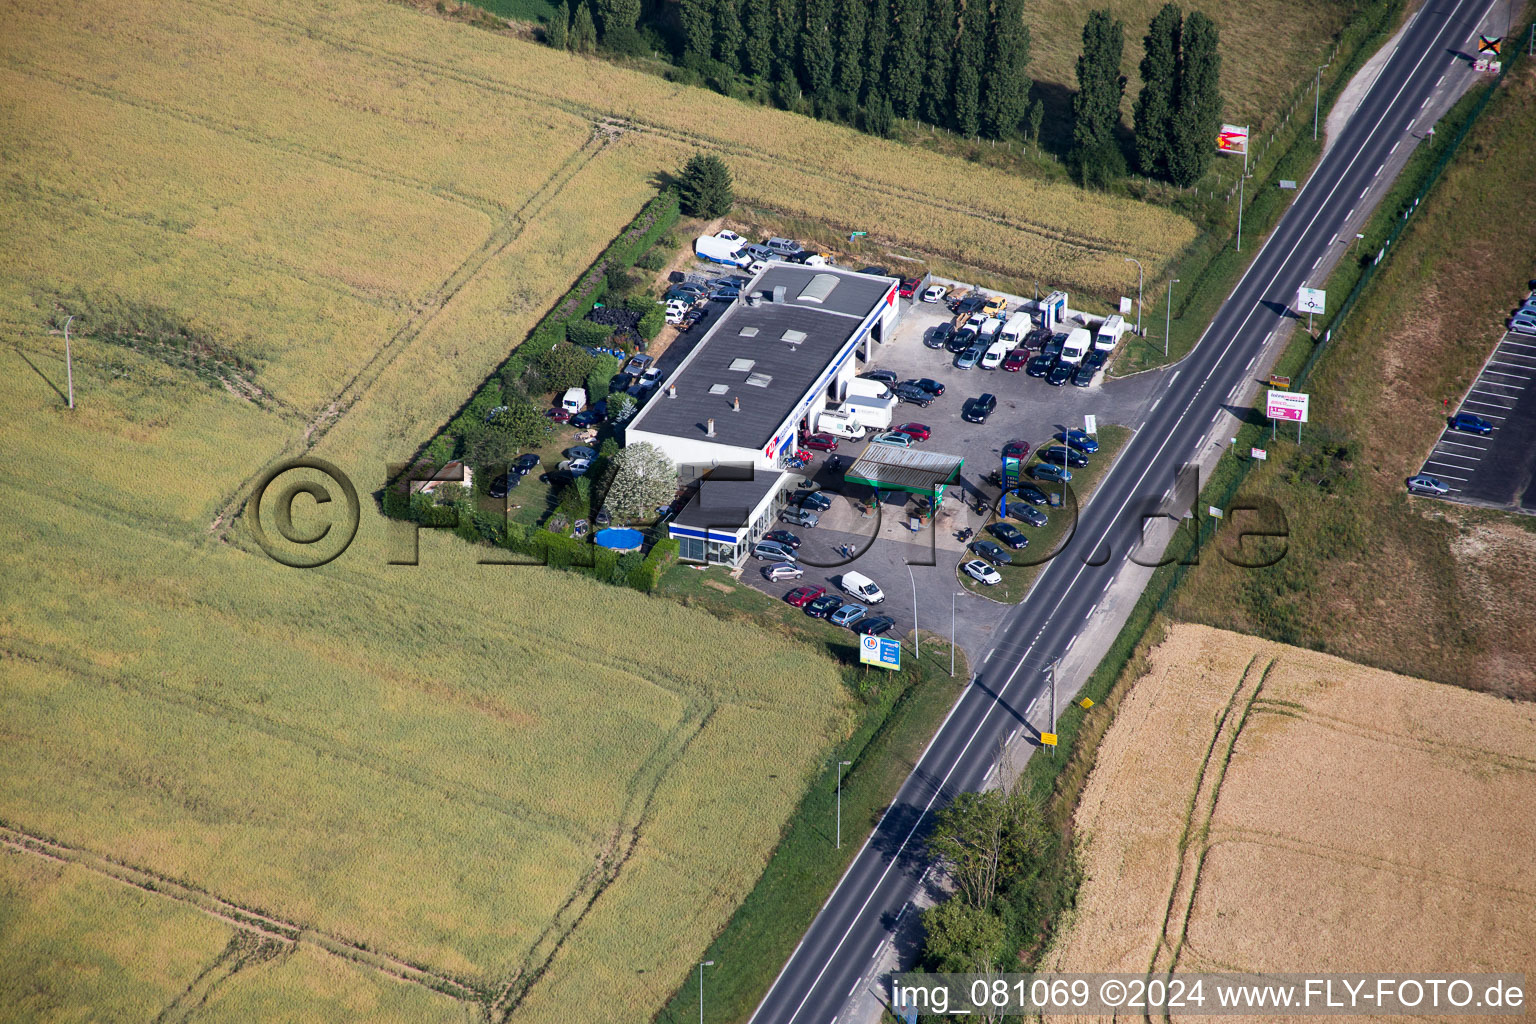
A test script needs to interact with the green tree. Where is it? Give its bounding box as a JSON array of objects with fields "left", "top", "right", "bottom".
[
  {"left": 834, "top": 0, "right": 866, "bottom": 98},
  {"left": 950, "top": 0, "right": 984, "bottom": 136},
  {"left": 593, "top": 0, "right": 640, "bottom": 39},
  {"left": 607, "top": 390, "right": 638, "bottom": 424},
  {"left": 1026, "top": 95, "right": 1044, "bottom": 148},
  {"left": 886, "top": 0, "right": 925, "bottom": 118},
  {"left": 863, "top": 89, "right": 895, "bottom": 136},
  {"left": 570, "top": 0, "right": 598, "bottom": 52},
  {"left": 862, "top": 0, "right": 890, "bottom": 104},
  {"left": 1071, "top": 8, "right": 1126, "bottom": 184},
  {"left": 677, "top": 152, "right": 734, "bottom": 217},
  {"left": 980, "top": 0, "right": 1032, "bottom": 138},
  {"left": 603, "top": 443, "right": 678, "bottom": 519},
  {"left": 1169, "top": 9, "right": 1221, "bottom": 187},
  {"left": 714, "top": 0, "right": 744, "bottom": 71},
  {"left": 636, "top": 303, "right": 665, "bottom": 340},
  {"left": 463, "top": 399, "right": 549, "bottom": 469},
  {"left": 927, "top": 788, "right": 1047, "bottom": 910},
  {"left": 921, "top": 899, "right": 1005, "bottom": 973},
  {"left": 920, "top": 0, "right": 956, "bottom": 126},
  {"left": 535, "top": 343, "right": 599, "bottom": 394},
  {"left": 680, "top": 0, "right": 715, "bottom": 66},
  {"left": 1133, "top": 3, "right": 1181, "bottom": 179},
  {"left": 546, "top": 0, "right": 570, "bottom": 49},
  {"left": 800, "top": 0, "right": 836, "bottom": 98},
  {"left": 586, "top": 353, "right": 622, "bottom": 400},
  {"left": 742, "top": 0, "right": 774, "bottom": 77},
  {"left": 773, "top": 0, "right": 804, "bottom": 89}
]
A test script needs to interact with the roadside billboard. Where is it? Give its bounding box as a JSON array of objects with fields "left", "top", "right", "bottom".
[
  {"left": 1265, "top": 390, "right": 1310, "bottom": 422},
  {"left": 1216, "top": 124, "right": 1250, "bottom": 155},
  {"left": 859, "top": 635, "right": 901, "bottom": 670},
  {"left": 1297, "top": 287, "right": 1326, "bottom": 315}
]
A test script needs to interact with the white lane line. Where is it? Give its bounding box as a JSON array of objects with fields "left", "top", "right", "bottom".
[
  {"left": 1407, "top": 118, "right": 1416, "bottom": 131},
  {"left": 1500, "top": 339, "right": 1536, "bottom": 350},
  {"left": 1421, "top": 470, "right": 1470, "bottom": 481},
  {"left": 1481, "top": 368, "right": 1530, "bottom": 378},
  {"left": 1475, "top": 382, "right": 1524, "bottom": 392},
  {"left": 1430, "top": 451, "right": 1482, "bottom": 461},
  {"left": 1375, "top": 162, "right": 1385, "bottom": 177},
  {"left": 1345, "top": 206, "right": 1357, "bottom": 221},
  {"left": 1437, "top": 74, "right": 1446, "bottom": 86},
  {"left": 1421, "top": 96, "right": 1431, "bottom": 108},
  {"left": 1437, "top": 439, "right": 1489, "bottom": 449},
  {"left": 1359, "top": 188, "right": 1370, "bottom": 200},
  {"left": 1169, "top": 370, "right": 1182, "bottom": 384},
  {"left": 1491, "top": 359, "right": 1536, "bottom": 369},
  {"left": 1461, "top": 402, "right": 1509, "bottom": 415},
  {"left": 1312, "top": 256, "right": 1322, "bottom": 269},
  {"left": 1391, "top": 141, "right": 1401, "bottom": 154}
]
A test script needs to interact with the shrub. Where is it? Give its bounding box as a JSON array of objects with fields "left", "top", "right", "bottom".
[
  {"left": 635, "top": 248, "right": 668, "bottom": 271},
  {"left": 536, "top": 343, "right": 600, "bottom": 393},
  {"left": 566, "top": 319, "right": 616, "bottom": 348}
]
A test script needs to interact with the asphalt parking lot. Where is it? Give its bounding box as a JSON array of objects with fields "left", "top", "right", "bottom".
[{"left": 1416, "top": 329, "right": 1536, "bottom": 512}]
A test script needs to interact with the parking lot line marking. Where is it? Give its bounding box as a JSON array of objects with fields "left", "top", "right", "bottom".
[
  {"left": 1482, "top": 368, "right": 1529, "bottom": 377},
  {"left": 1423, "top": 471, "right": 1470, "bottom": 481},
  {"left": 1438, "top": 438, "right": 1489, "bottom": 449},
  {"left": 1490, "top": 359, "right": 1536, "bottom": 369},
  {"left": 1476, "top": 382, "right": 1525, "bottom": 392},
  {"left": 1500, "top": 339, "right": 1536, "bottom": 350},
  {"left": 1431, "top": 451, "right": 1482, "bottom": 461},
  {"left": 1461, "top": 403, "right": 1508, "bottom": 415}
]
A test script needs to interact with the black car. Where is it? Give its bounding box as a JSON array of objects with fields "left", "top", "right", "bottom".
[
  {"left": 1042, "top": 334, "right": 1066, "bottom": 359},
  {"left": 611, "top": 372, "right": 634, "bottom": 392},
  {"left": 926, "top": 323, "right": 954, "bottom": 349},
  {"left": 1045, "top": 361, "right": 1073, "bottom": 386},
  {"left": 1012, "top": 504, "right": 1049, "bottom": 527},
  {"left": 1071, "top": 364, "right": 1097, "bottom": 388},
  {"left": 1025, "top": 327, "right": 1053, "bottom": 350},
  {"left": 962, "top": 393, "right": 997, "bottom": 423},
  {"left": 1010, "top": 484, "right": 1050, "bottom": 506},
  {"left": 764, "top": 529, "right": 802, "bottom": 549},
  {"left": 858, "top": 265, "right": 889, "bottom": 276},
  {"left": 910, "top": 377, "right": 946, "bottom": 396},
  {"left": 859, "top": 370, "right": 900, "bottom": 385},
  {"left": 571, "top": 408, "right": 604, "bottom": 426},
  {"left": 988, "top": 522, "right": 1029, "bottom": 549},
  {"left": 800, "top": 490, "right": 834, "bottom": 511},
  {"left": 1083, "top": 349, "right": 1108, "bottom": 370},
  {"left": 893, "top": 383, "right": 934, "bottom": 407},
  {"left": 946, "top": 331, "right": 974, "bottom": 354},
  {"left": 970, "top": 540, "right": 1014, "bottom": 565},
  {"left": 854, "top": 614, "right": 897, "bottom": 636},
  {"left": 950, "top": 295, "right": 988, "bottom": 316},
  {"left": 488, "top": 471, "right": 517, "bottom": 498},
  {"left": 805, "top": 594, "right": 844, "bottom": 618},
  {"left": 1025, "top": 354, "right": 1054, "bottom": 378},
  {"left": 1040, "top": 445, "right": 1090, "bottom": 468},
  {"left": 514, "top": 453, "right": 542, "bottom": 475}
]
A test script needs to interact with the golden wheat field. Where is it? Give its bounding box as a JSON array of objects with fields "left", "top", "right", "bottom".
[{"left": 1047, "top": 624, "right": 1536, "bottom": 1020}]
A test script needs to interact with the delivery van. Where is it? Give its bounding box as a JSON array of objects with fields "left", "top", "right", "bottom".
[{"left": 1058, "top": 327, "right": 1092, "bottom": 365}]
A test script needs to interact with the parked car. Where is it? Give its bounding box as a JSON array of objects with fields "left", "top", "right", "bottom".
[
  {"left": 970, "top": 540, "right": 1013, "bottom": 565},
  {"left": 784, "top": 585, "right": 826, "bottom": 607},
  {"left": 546, "top": 407, "right": 572, "bottom": 422},
  {"left": 1012, "top": 504, "right": 1049, "bottom": 527},
  {"left": 781, "top": 507, "right": 821, "bottom": 527},
  {"left": 1025, "top": 354, "right": 1054, "bottom": 378},
  {"left": 853, "top": 615, "right": 897, "bottom": 636},
  {"left": 1509, "top": 311, "right": 1536, "bottom": 335},
  {"left": 564, "top": 445, "right": 597, "bottom": 461},
  {"left": 1040, "top": 445, "right": 1090, "bottom": 468},
  {"left": 1001, "top": 439, "right": 1031, "bottom": 461},
  {"left": 950, "top": 294, "right": 987, "bottom": 316},
  {"left": 839, "top": 570, "right": 886, "bottom": 604},
  {"left": 1056, "top": 429, "right": 1099, "bottom": 453},
  {"left": 802, "top": 432, "right": 839, "bottom": 452},
  {"left": 979, "top": 294, "right": 1008, "bottom": 316},
  {"left": 488, "top": 472, "right": 517, "bottom": 498},
  {"left": 1083, "top": 349, "right": 1108, "bottom": 371},
  {"left": 921, "top": 284, "right": 948, "bottom": 303},
  {"left": 1042, "top": 333, "right": 1066, "bottom": 359},
  {"left": 988, "top": 522, "right": 1029, "bottom": 549},
  {"left": 871, "top": 431, "right": 913, "bottom": 448},
  {"left": 1030, "top": 462, "right": 1073, "bottom": 483},
  {"left": 1406, "top": 474, "right": 1450, "bottom": 495},
  {"left": 800, "top": 490, "right": 834, "bottom": 511},
  {"left": 893, "top": 383, "right": 934, "bottom": 407},
  {"left": 830, "top": 603, "right": 869, "bottom": 627},
  {"left": 1002, "top": 348, "right": 1029, "bottom": 372},
  {"left": 1071, "top": 363, "right": 1097, "bottom": 388},
  {"left": 859, "top": 369, "right": 900, "bottom": 385},
  {"left": 858, "top": 265, "right": 890, "bottom": 276},
  {"left": 764, "top": 529, "right": 802, "bottom": 549},
  {"left": 514, "top": 453, "right": 542, "bottom": 474},
  {"left": 926, "top": 323, "right": 954, "bottom": 350},
  {"left": 624, "top": 354, "right": 654, "bottom": 376},
  {"left": 561, "top": 457, "right": 593, "bottom": 476},
  {"left": 1045, "top": 361, "right": 1073, "bottom": 387},
  {"left": 764, "top": 236, "right": 801, "bottom": 255},
  {"left": 898, "top": 277, "right": 922, "bottom": 299},
  {"left": 954, "top": 346, "right": 982, "bottom": 370},
  {"left": 1448, "top": 412, "right": 1493, "bottom": 435},
  {"left": 947, "top": 329, "right": 975, "bottom": 354},
  {"left": 910, "top": 377, "right": 946, "bottom": 396},
  {"left": 894, "top": 422, "right": 931, "bottom": 441},
  {"left": 570, "top": 409, "right": 603, "bottom": 427},
  {"left": 962, "top": 393, "right": 997, "bottom": 424},
  {"left": 963, "top": 559, "right": 1003, "bottom": 586},
  {"left": 763, "top": 562, "right": 803, "bottom": 581},
  {"left": 1011, "top": 483, "right": 1050, "bottom": 506},
  {"left": 805, "top": 594, "right": 843, "bottom": 617}
]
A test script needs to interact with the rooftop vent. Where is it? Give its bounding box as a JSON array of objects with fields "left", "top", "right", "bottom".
[
  {"left": 772, "top": 285, "right": 788, "bottom": 303},
  {"left": 728, "top": 357, "right": 755, "bottom": 371},
  {"left": 745, "top": 372, "right": 773, "bottom": 388},
  {"left": 797, "top": 273, "right": 839, "bottom": 304},
  {"left": 708, "top": 383, "right": 730, "bottom": 395},
  {"left": 667, "top": 384, "right": 677, "bottom": 398},
  {"left": 706, "top": 418, "right": 716, "bottom": 437},
  {"left": 746, "top": 294, "right": 763, "bottom": 307},
  {"left": 732, "top": 397, "right": 741, "bottom": 412},
  {"left": 739, "top": 327, "right": 759, "bottom": 338},
  {"left": 780, "top": 329, "right": 807, "bottom": 345}
]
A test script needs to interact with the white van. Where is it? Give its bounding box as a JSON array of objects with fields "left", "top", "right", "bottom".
[
  {"left": 999, "top": 311, "right": 1032, "bottom": 347},
  {"left": 1095, "top": 314, "right": 1128, "bottom": 352},
  {"left": 1059, "top": 327, "right": 1092, "bottom": 365},
  {"left": 818, "top": 408, "right": 868, "bottom": 439},
  {"left": 561, "top": 387, "right": 587, "bottom": 413},
  {"left": 980, "top": 339, "right": 1010, "bottom": 370},
  {"left": 839, "top": 571, "right": 885, "bottom": 604}
]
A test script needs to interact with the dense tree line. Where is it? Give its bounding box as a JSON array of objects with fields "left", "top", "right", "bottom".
[
  {"left": 545, "top": 0, "right": 1035, "bottom": 141},
  {"left": 1132, "top": 4, "right": 1223, "bottom": 185}
]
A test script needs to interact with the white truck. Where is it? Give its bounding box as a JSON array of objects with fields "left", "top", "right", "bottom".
[
  {"left": 1095, "top": 314, "right": 1128, "bottom": 352},
  {"left": 816, "top": 408, "right": 868, "bottom": 440},
  {"left": 999, "top": 311, "right": 1032, "bottom": 348},
  {"left": 694, "top": 230, "right": 751, "bottom": 266},
  {"left": 1058, "top": 327, "right": 1093, "bottom": 365},
  {"left": 841, "top": 394, "right": 896, "bottom": 430}
]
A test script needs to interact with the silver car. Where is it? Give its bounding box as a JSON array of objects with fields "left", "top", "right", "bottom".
[
  {"left": 1406, "top": 474, "right": 1450, "bottom": 496},
  {"left": 954, "top": 345, "right": 983, "bottom": 370}
]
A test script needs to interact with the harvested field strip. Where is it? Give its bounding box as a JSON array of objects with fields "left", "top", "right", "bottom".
[
  {"left": 1249, "top": 703, "right": 1536, "bottom": 773},
  {"left": 0, "top": 824, "right": 483, "bottom": 1002}
]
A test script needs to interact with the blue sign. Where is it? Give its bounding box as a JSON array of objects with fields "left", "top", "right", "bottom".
[{"left": 859, "top": 635, "right": 901, "bottom": 670}]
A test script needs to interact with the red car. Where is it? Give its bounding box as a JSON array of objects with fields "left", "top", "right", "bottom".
[
  {"left": 1001, "top": 348, "right": 1029, "bottom": 372},
  {"left": 546, "top": 407, "right": 572, "bottom": 423},
  {"left": 1002, "top": 439, "right": 1031, "bottom": 460},
  {"left": 784, "top": 585, "right": 826, "bottom": 607},
  {"left": 898, "top": 277, "right": 921, "bottom": 298},
  {"left": 802, "top": 432, "right": 839, "bottom": 452},
  {"left": 894, "top": 422, "right": 931, "bottom": 441}
]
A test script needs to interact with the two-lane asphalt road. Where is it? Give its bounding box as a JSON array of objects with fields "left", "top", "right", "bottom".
[{"left": 748, "top": 2, "right": 1498, "bottom": 1021}]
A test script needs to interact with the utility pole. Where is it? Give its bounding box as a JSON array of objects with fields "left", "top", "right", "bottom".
[
  {"left": 697, "top": 961, "right": 715, "bottom": 1024},
  {"left": 63, "top": 314, "right": 75, "bottom": 410},
  {"left": 1237, "top": 176, "right": 1245, "bottom": 253},
  {"left": 1123, "top": 257, "right": 1144, "bottom": 335},
  {"left": 950, "top": 592, "right": 958, "bottom": 678},
  {"left": 1048, "top": 660, "right": 1058, "bottom": 757},
  {"left": 906, "top": 564, "right": 919, "bottom": 658},
  {"left": 1314, "top": 63, "right": 1330, "bottom": 140},
  {"left": 835, "top": 760, "right": 852, "bottom": 848},
  {"left": 1165, "top": 279, "right": 1179, "bottom": 358}
]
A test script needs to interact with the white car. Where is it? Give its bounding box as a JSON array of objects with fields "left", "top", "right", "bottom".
[
  {"left": 921, "top": 284, "right": 948, "bottom": 303},
  {"left": 561, "top": 458, "right": 592, "bottom": 476},
  {"left": 963, "top": 559, "right": 1002, "bottom": 585}
]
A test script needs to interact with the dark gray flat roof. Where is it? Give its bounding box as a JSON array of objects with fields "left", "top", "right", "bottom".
[
  {"left": 672, "top": 471, "right": 786, "bottom": 530},
  {"left": 631, "top": 266, "right": 896, "bottom": 450}
]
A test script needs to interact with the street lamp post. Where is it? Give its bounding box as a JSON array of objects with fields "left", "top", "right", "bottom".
[
  {"left": 906, "top": 564, "right": 919, "bottom": 658},
  {"left": 697, "top": 961, "right": 715, "bottom": 1024},
  {"left": 63, "top": 314, "right": 75, "bottom": 410},
  {"left": 950, "top": 591, "right": 959, "bottom": 678},
  {"left": 1123, "top": 257, "right": 1144, "bottom": 335},
  {"left": 1164, "top": 279, "right": 1179, "bottom": 358},
  {"left": 836, "top": 760, "right": 852, "bottom": 848},
  {"left": 1237, "top": 175, "right": 1245, "bottom": 253},
  {"left": 1314, "top": 64, "right": 1330, "bottom": 140}
]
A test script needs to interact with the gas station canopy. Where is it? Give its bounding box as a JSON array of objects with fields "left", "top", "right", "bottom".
[{"left": 843, "top": 445, "right": 965, "bottom": 498}]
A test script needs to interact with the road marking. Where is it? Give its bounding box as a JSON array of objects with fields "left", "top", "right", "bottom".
[
  {"left": 1422, "top": 470, "right": 1470, "bottom": 481},
  {"left": 1437, "top": 74, "right": 1446, "bottom": 86},
  {"left": 1476, "top": 381, "right": 1524, "bottom": 392},
  {"left": 1345, "top": 206, "right": 1357, "bottom": 221},
  {"left": 1437, "top": 438, "right": 1488, "bottom": 449},
  {"left": 1359, "top": 188, "right": 1370, "bottom": 200},
  {"left": 1421, "top": 96, "right": 1431, "bottom": 108},
  {"left": 1459, "top": 406, "right": 1507, "bottom": 417},
  {"left": 1430, "top": 451, "right": 1481, "bottom": 461},
  {"left": 1407, "top": 118, "right": 1416, "bottom": 131},
  {"left": 1390, "top": 141, "right": 1401, "bottom": 155},
  {"left": 1375, "top": 163, "right": 1385, "bottom": 177},
  {"left": 1482, "top": 368, "right": 1529, "bottom": 377},
  {"left": 1491, "top": 359, "right": 1536, "bottom": 369},
  {"left": 1312, "top": 256, "right": 1322, "bottom": 269}
]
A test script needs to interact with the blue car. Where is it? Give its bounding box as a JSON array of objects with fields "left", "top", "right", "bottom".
[
  {"left": 1056, "top": 429, "right": 1100, "bottom": 453},
  {"left": 1448, "top": 412, "right": 1493, "bottom": 435}
]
